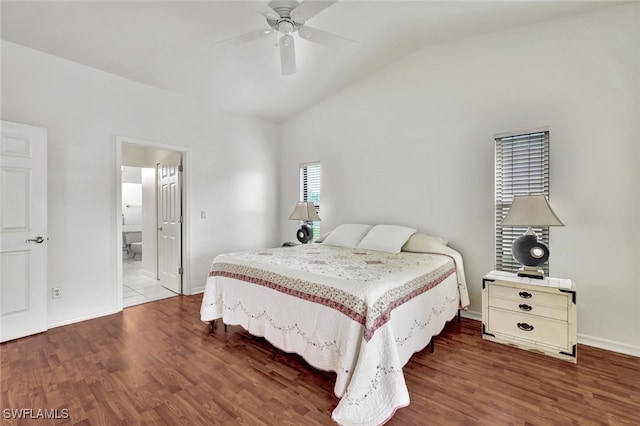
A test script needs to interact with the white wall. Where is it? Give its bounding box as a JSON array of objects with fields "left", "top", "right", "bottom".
[
  {"left": 280, "top": 4, "right": 640, "bottom": 355},
  {"left": 1, "top": 40, "right": 281, "bottom": 326},
  {"left": 122, "top": 144, "right": 177, "bottom": 169},
  {"left": 121, "top": 166, "right": 142, "bottom": 184}
]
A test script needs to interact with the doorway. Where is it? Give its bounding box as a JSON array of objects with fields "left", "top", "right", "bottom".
[{"left": 116, "top": 137, "right": 190, "bottom": 310}]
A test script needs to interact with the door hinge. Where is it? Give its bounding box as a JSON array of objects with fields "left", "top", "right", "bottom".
[
  {"left": 178, "top": 267, "right": 183, "bottom": 275},
  {"left": 179, "top": 216, "right": 183, "bottom": 224},
  {"left": 178, "top": 164, "right": 183, "bottom": 172}
]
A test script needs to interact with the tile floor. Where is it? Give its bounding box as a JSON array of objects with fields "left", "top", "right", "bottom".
[{"left": 123, "top": 258, "right": 178, "bottom": 308}]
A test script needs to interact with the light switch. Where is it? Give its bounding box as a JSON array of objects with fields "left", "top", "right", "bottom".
[{"left": 201, "top": 210, "right": 207, "bottom": 219}]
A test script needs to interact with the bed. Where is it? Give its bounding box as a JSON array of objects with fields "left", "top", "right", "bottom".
[{"left": 200, "top": 225, "right": 470, "bottom": 426}]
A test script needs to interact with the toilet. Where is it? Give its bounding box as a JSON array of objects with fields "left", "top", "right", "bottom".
[{"left": 124, "top": 231, "right": 142, "bottom": 260}]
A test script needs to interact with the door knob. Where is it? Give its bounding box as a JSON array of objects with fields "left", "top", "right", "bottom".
[
  {"left": 158, "top": 227, "right": 163, "bottom": 231},
  {"left": 26, "top": 236, "right": 45, "bottom": 244}
]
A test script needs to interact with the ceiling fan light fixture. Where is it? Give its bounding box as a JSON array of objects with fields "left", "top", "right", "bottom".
[{"left": 278, "top": 20, "right": 294, "bottom": 34}]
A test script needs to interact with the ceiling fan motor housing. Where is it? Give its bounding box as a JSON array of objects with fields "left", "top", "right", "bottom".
[
  {"left": 267, "top": 0, "right": 301, "bottom": 17},
  {"left": 266, "top": 0, "right": 306, "bottom": 34}
]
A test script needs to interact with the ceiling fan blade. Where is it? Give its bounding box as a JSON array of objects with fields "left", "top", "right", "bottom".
[
  {"left": 211, "top": 28, "right": 274, "bottom": 48},
  {"left": 256, "top": 1, "right": 280, "bottom": 20},
  {"left": 279, "top": 34, "right": 296, "bottom": 75},
  {"left": 297, "top": 25, "right": 357, "bottom": 53},
  {"left": 290, "top": 0, "right": 338, "bottom": 24}
]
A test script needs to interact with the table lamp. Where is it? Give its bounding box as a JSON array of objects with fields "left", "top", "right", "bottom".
[
  {"left": 500, "top": 194, "right": 564, "bottom": 279},
  {"left": 288, "top": 201, "right": 321, "bottom": 243}
]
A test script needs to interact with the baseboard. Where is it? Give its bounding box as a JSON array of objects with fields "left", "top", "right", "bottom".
[
  {"left": 577, "top": 333, "right": 640, "bottom": 358},
  {"left": 461, "top": 310, "right": 639, "bottom": 358},
  {"left": 188, "top": 286, "right": 205, "bottom": 295},
  {"left": 460, "top": 309, "right": 481, "bottom": 321},
  {"left": 48, "top": 307, "right": 121, "bottom": 329}
]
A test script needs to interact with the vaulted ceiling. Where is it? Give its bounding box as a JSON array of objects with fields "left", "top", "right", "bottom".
[{"left": 1, "top": 1, "right": 617, "bottom": 123}]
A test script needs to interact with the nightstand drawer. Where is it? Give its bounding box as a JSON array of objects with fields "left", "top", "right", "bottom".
[
  {"left": 488, "top": 308, "right": 569, "bottom": 349},
  {"left": 489, "top": 297, "right": 567, "bottom": 321},
  {"left": 489, "top": 283, "right": 568, "bottom": 308}
]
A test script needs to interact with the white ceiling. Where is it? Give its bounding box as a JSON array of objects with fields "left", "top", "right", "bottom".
[{"left": 1, "top": 1, "right": 618, "bottom": 123}]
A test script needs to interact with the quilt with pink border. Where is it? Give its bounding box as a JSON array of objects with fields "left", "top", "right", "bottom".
[{"left": 201, "top": 243, "right": 467, "bottom": 426}]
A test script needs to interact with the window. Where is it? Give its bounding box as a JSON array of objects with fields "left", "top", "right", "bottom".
[
  {"left": 494, "top": 129, "right": 550, "bottom": 274},
  {"left": 299, "top": 162, "right": 321, "bottom": 239}
]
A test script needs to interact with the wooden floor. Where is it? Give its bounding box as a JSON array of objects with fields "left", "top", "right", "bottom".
[{"left": 1, "top": 295, "right": 639, "bottom": 425}]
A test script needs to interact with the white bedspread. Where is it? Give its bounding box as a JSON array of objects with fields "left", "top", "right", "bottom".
[{"left": 200, "top": 243, "right": 469, "bottom": 425}]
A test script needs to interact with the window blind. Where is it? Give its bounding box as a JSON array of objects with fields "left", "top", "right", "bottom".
[
  {"left": 299, "top": 162, "right": 321, "bottom": 239},
  {"left": 495, "top": 131, "right": 550, "bottom": 274}
]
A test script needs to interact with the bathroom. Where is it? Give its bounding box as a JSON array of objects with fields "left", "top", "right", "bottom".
[
  {"left": 122, "top": 166, "right": 144, "bottom": 262},
  {"left": 121, "top": 143, "right": 180, "bottom": 307}
]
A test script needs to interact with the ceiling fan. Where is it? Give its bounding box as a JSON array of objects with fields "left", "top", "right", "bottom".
[{"left": 213, "top": 0, "right": 358, "bottom": 75}]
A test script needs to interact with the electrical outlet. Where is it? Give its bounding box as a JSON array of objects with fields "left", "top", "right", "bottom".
[{"left": 52, "top": 287, "right": 62, "bottom": 299}]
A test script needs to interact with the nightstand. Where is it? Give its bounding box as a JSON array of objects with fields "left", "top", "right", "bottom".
[{"left": 482, "top": 270, "right": 577, "bottom": 363}]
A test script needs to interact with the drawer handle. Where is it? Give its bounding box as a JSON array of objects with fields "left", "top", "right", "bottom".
[
  {"left": 519, "top": 304, "right": 532, "bottom": 312},
  {"left": 517, "top": 322, "right": 535, "bottom": 332},
  {"left": 519, "top": 291, "right": 533, "bottom": 299}
]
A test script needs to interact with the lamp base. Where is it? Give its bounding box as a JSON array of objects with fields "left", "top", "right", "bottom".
[
  {"left": 296, "top": 223, "right": 313, "bottom": 244},
  {"left": 517, "top": 266, "right": 545, "bottom": 279},
  {"left": 512, "top": 229, "right": 549, "bottom": 280}
]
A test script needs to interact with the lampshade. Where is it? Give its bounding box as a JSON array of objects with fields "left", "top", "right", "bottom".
[
  {"left": 500, "top": 195, "right": 564, "bottom": 227},
  {"left": 288, "top": 202, "right": 321, "bottom": 222}
]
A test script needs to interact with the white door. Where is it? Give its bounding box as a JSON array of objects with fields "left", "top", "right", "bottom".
[
  {"left": 0, "top": 121, "right": 48, "bottom": 342},
  {"left": 157, "top": 153, "right": 182, "bottom": 294}
]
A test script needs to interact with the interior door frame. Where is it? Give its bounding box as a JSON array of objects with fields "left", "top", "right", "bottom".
[{"left": 115, "top": 136, "right": 190, "bottom": 311}]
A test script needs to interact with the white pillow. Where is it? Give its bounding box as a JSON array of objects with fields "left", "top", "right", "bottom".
[
  {"left": 322, "top": 224, "right": 373, "bottom": 248},
  {"left": 357, "top": 224, "right": 417, "bottom": 253},
  {"left": 401, "top": 233, "right": 447, "bottom": 253},
  {"left": 314, "top": 232, "right": 331, "bottom": 243}
]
